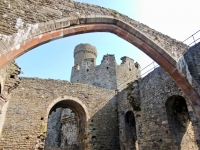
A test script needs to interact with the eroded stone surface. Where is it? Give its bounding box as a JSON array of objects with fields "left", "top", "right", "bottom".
[
  {"left": 184, "top": 43, "right": 200, "bottom": 82},
  {"left": 0, "top": 61, "right": 21, "bottom": 138},
  {"left": 0, "top": 78, "right": 119, "bottom": 150},
  {"left": 118, "top": 67, "right": 199, "bottom": 150},
  {"left": 45, "top": 108, "right": 62, "bottom": 148},
  {"left": 71, "top": 44, "right": 140, "bottom": 91},
  {"left": 0, "top": 43, "right": 200, "bottom": 150}
]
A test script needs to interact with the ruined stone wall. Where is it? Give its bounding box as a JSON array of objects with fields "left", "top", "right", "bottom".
[
  {"left": 116, "top": 57, "right": 140, "bottom": 91},
  {"left": 71, "top": 53, "right": 140, "bottom": 91},
  {"left": 0, "top": 62, "right": 21, "bottom": 98},
  {"left": 0, "top": 78, "right": 119, "bottom": 150},
  {"left": 0, "top": 62, "right": 21, "bottom": 109},
  {"left": 184, "top": 42, "right": 200, "bottom": 85},
  {"left": 117, "top": 67, "right": 199, "bottom": 150},
  {"left": 137, "top": 68, "right": 199, "bottom": 150},
  {"left": 71, "top": 54, "right": 118, "bottom": 90},
  {"left": 117, "top": 89, "right": 139, "bottom": 150},
  {"left": 0, "top": 62, "right": 21, "bottom": 138}
]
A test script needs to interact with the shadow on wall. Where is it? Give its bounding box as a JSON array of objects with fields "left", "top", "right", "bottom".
[
  {"left": 165, "top": 95, "right": 198, "bottom": 150},
  {"left": 86, "top": 97, "right": 120, "bottom": 150},
  {"left": 125, "top": 111, "right": 138, "bottom": 150}
]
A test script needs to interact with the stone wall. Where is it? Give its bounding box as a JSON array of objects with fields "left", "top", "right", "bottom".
[
  {"left": 71, "top": 52, "right": 140, "bottom": 91},
  {"left": 0, "top": 61, "right": 200, "bottom": 150},
  {"left": 0, "top": 62, "right": 21, "bottom": 138},
  {"left": 117, "top": 89, "right": 139, "bottom": 150},
  {"left": 0, "top": 62, "right": 21, "bottom": 98},
  {"left": 0, "top": 77, "right": 119, "bottom": 150},
  {"left": 184, "top": 42, "right": 200, "bottom": 85},
  {"left": 71, "top": 54, "right": 117, "bottom": 90},
  {"left": 116, "top": 57, "right": 140, "bottom": 91},
  {"left": 117, "top": 67, "right": 199, "bottom": 150}
]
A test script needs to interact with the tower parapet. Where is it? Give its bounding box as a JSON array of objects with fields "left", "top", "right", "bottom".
[
  {"left": 74, "top": 43, "right": 97, "bottom": 66},
  {"left": 71, "top": 44, "right": 140, "bottom": 91},
  {"left": 116, "top": 56, "right": 141, "bottom": 90}
]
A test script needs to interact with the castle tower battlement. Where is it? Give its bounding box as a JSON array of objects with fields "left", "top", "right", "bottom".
[
  {"left": 71, "top": 44, "right": 141, "bottom": 91},
  {"left": 74, "top": 43, "right": 97, "bottom": 66}
]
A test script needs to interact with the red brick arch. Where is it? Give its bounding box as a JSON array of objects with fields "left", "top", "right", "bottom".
[{"left": 0, "top": 16, "right": 200, "bottom": 115}]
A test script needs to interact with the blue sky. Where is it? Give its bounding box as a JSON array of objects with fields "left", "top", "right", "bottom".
[{"left": 16, "top": 0, "right": 200, "bottom": 81}]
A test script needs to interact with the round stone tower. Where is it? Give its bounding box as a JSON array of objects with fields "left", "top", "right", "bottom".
[{"left": 74, "top": 43, "right": 97, "bottom": 65}]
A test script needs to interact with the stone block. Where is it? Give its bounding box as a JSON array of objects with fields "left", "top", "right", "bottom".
[
  {"left": 55, "top": 18, "right": 70, "bottom": 29},
  {"left": 95, "top": 15, "right": 114, "bottom": 24},
  {"left": 37, "top": 22, "right": 48, "bottom": 34},
  {"left": 45, "top": 20, "right": 56, "bottom": 32},
  {"left": 79, "top": 15, "right": 87, "bottom": 24}
]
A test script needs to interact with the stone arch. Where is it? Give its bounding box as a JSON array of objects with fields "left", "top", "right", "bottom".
[
  {"left": 165, "top": 95, "right": 198, "bottom": 149},
  {"left": 0, "top": 1, "right": 200, "bottom": 115},
  {"left": 45, "top": 96, "right": 89, "bottom": 149},
  {"left": 46, "top": 96, "right": 89, "bottom": 121},
  {"left": 124, "top": 111, "right": 138, "bottom": 150}
]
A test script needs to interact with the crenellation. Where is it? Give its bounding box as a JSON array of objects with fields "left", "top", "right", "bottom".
[{"left": 71, "top": 44, "right": 140, "bottom": 91}]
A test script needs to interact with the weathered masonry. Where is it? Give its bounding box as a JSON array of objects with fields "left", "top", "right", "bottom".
[
  {"left": 0, "top": 43, "right": 199, "bottom": 149},
  {"left": 0, "top": 0, "right": 200, "bottom": 149},
  {"left": 0, "top": 0, "right": 200, "bottom": 114},
  {"left": 71, "top": 43, "right": 140, "bottom": 90}
]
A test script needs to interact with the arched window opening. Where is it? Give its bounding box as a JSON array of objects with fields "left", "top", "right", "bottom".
[
  {"left": 125, "top": 111, "right": 138, "bottom": 150},
  {"left": 45, "top": 100, "right": 87, "bottom": 149},
  {"left": 165, "top": 96, "right": 198, "bottom": 149}
]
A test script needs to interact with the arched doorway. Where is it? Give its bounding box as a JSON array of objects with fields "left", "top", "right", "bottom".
[
  {"left": 165, "top": 95, "right": 198, "bottom": 149},
  {"left": 125, "top": 111, "right": 138, "bottom": 150},
  {"left": 45, "top": 99, "right": 87, "bottom": 150}
]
